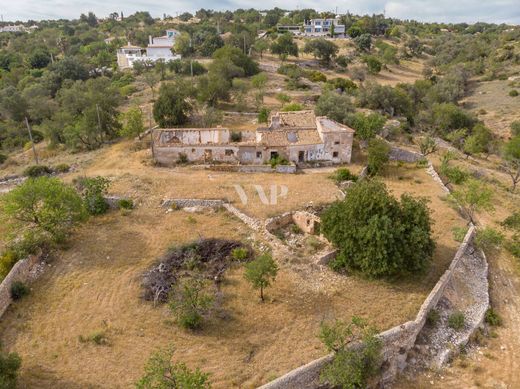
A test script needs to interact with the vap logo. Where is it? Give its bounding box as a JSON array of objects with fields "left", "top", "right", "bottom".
[{"left": 233, "top": 184, "right": 288, "bottom": 205}]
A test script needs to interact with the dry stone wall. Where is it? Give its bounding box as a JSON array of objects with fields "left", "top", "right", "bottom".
[{"left": 0, "top": 252, "right": 43, "bottom": 319}]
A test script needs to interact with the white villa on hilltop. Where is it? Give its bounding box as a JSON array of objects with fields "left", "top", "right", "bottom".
[{"left": 117, "top": 29, "right": 181, "bottom": 69}]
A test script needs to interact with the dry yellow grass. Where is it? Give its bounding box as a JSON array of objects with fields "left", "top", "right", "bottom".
[{"left": 0, "top": 140, "right": 467, "bottom": 388}]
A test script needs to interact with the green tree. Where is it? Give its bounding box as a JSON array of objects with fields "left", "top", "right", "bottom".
[
  {"left": 502, "top": 135, "right": 520, "bottom": 192},
  {"left": 244, "top": 254, "right": 278, "bottom": 302},
  {"left": 321, "top": 180, "right": 434, "bottom": 277},
  {"left": 136, "top": 347, "right": 211, "bottom": 389},
  {"left": 169, "top": 277, "right": 213, "bottom": 330},
  {"left": 270, "top": 34, "right": 299, "bottom": 61},
  {"left": 76, "top": 176, "right": 110, "bottom": 216},
  {"left": 303, "top": 39, "right": 339, "bottom": 65},
  {"left": 212, "top": 46, "right": 259, "bottom": 77},
  {"left": 315, "top": 91, "right": 354, "bottom": 124},
  {"left": 363, "top": 55, "right": 382, "bottom": 74},
  {"left": 319, "top": 317, "right": 382, "bottom": 389},
  {"left": 451, "top": 179, "right": 494, "bottom": 223},
  {"left": 0, "top": 177, "right": 87, "bottom": 243},
  {"left": 420, "top": 135, "right": 437, "bottom": 156},
  {"left": 367, "top": 138, "right": 391, "bottom": 176},
  {"left": 354, "top": 33, "right": 372, "bottom": 51},
  {"left": 143, "top": 71, "right": 160, "bottom": 101},
  {"left": 121, "top": 107, "right": 145, "bottom": 139},
  {"left": 351, "top": 112, "right": 386, "bottom": 142},
  {"left": 153, "top": 82, "right": 193, "bottom": 127},
  {"left": 0, "top": 350, "right": 21, "bottom": 389},
  {"left": 28, "top": 49, "right": 51, "bottom": 69},
  {"left": 463, "top": 123, "right": 493, "bottom": 157},
  {"left": 253, "top": 39, "right": 270, "bottom": 59}
]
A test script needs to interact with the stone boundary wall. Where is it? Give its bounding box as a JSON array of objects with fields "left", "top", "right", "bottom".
[
  {"left": 209, "top": 164, "right": 297, "bottom": 174},
  {"left": 260, "top": 226, "right": 476, "bottom": 389},
  {"left": 0, "top": 252, "right": 43, "bottom": 319},
  {"left": 389, "top": 146, "right": 425, "bottom": 163},
  {"left": 265, "top": 212, "right": 294, "bottom": 232},
  {"left": 161, "top": 198, "right": 226, "bottom": 209}
]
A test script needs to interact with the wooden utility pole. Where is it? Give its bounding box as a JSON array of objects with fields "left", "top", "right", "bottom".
[
  {"left": 149, "top": 107, "right": 155, "bottom": 161},
  {"left": 24, "top": 116, "right": 39, "bottom": 164}
]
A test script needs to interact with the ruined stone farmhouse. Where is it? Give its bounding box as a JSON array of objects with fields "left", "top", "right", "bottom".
[{"left": 153, "top": 110, "right": 355, "bottom": 165}]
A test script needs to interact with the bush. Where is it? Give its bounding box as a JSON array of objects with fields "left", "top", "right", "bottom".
[
  {"left": 177, "top": 153, "right": 188, "bottom": 164},
  {"left": 502, "top": 212, "right": 520, "bottom": 231},
  {"left": 77, "top": 176, "right": 110, "bottom": 215},
  {"left": 79, "top": 330, "right": 109, "bottom": 345},
  {"left": 305, "top": 70, "right": 327, "bottom": 82},
  {"left": 275, "top": 93, "right": 291, "bottom": 103},
  {"left": 327, "top": 77, "right": 358, "bottom": 93},
  {"left": 169, "top": 277, "right": 213, "bottom": 330},
  {"left": 330, "top": 168, "right": 358, "bottom": 183},
  {"left": 509, "top": 89, "right": 519, "bottom": 97},
  {"left": 0, "top": 350, "right": 21, "bottom": 388},
  {"left": 321, "top": 180, "right": 435, "bottom": 277},
  {"left": 319, "top": 317, "right": 382, "bottom": 388},
  {"left": 0, "top": 153, "right": 7, "bottom": 165},
  {"left": 118, "top": 199, "right": 134, "bottom": 210},
  {"left": 0, "top": 250, "right": 19, "bottom": 280},
  {"left": 485, "top": 308, "right": 502, "bottom": 326},
  {"left": 426, "top": 309, "right": 440, "bottom": 326},
  {"left": 448, "top": 311, "right": 465, "bottom": 330},
  {"left": 244, "top": 254, "right": 278, "bottom": 302},
  {"left": 23, "top": 165, "right": 52, "bottom": 177},
  {"left": 136, "top": 347, "right": 211, "bottom": 389},
  {"left": 269, "top": 155, "right": 289, "bottom": 168},
  {"left": 506, "top": 238, "right": 520, "bottom": 258},
  {"left": 10, "top": 281, "right": 30, "bottom": 300},
  {"left": 53, "top": 163, "right": 71, "bottom": 173},
  {"left": 231, "top": 247, "right": 249, "bottom": 261}
]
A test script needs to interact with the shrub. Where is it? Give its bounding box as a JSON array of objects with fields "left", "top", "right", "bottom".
[
  {"left": 10, "top": 281, "right": 30, "bottom": 300},
  {"left": 327, "top": 77, "right": 358, "bottom": 93},
  {"left": 118, "top": 199, "right": 134, "bottom": 210},
  {"left": 367, "top": 138, "right": 390, "bottom": 176},
  {"left": 319, "top": 317, "right": 382, "bottom": 389},
  {"left": 23, "top": 165, "right": 52, "bottom": 177},
  {"left": 506, "top": 238, "right": 520, "bottom": 258},
  {"left": 53, "top": 163, "right": 71, "bottom": 173},
  {"left": 169, "top": 277, "right": 213, "bottom": 330},
  {"left": 485, "top": 308, "right": 502, "bottom": 326},
  {"left": 0, "top": 177, "right": 87, "bottom": 243},
  {"left": 230, "top": 131, "right": 242, "bottom": 142},
  {"left": 177, "top": 153, "right": 188, "bottom": 164},
  {"left": 330, "top": 168, "right": 358, "bottom": 183},
  {"left": 269, "top": 155, "right": 289, "bottom": 168},
  {"left": 321, "top": 180, "right": 434, "bottom": 277},
  {"left": 79, "top": 330, "right": 109, "bottom": 345},
  {"left": 0, "top": 250, "right": 19, "bottom": 280},
  {"left": 509, "top": 89, "right": 519, "bottom": 97},
  {"left": 511, "top": 121, "right": 520, "bottom": 137},
  {"left": 78, "top": 176, "right": 110, "bottom": 215},
  {"left": 448, "top": 311, "right": 465, "bottom": 330},
  {"left": 258, "top": 107, "right": 270, "bottom": 123},
  {"left": 244, "top": 254, "right": 278, "bottom": 302},
  {"left": 136, "top": 347, "right": 211, "bottom": 389},
  {"left": 426, "top": 309, "right": 440, "bottom": 326},
  {"left": 305, "top": 70, "right": 327, "bottom": 82},
  {"left": 420, "top": 136, "right": 437, "bottom": 156},
  {"left": 231, "top": 247, "right": 248, "bottom": 261},
  {"left": 0, "top": 153, "right": 7, "bottom": 165},
  {"left": 0, "top": 350, "right": 21, "bottom": 388}
]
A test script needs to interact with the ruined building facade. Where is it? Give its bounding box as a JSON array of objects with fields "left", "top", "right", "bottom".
[{"left": 153, "top": 111, "right": 354, "bottom": 166}]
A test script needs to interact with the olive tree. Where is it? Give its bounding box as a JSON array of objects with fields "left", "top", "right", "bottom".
[
  {"left": 321, "top": 180, "right": 435, "bottom": 277},
  {"left": 502, "top": 135, "right": 520, "bottom": 192},
  {"left": 0, "top": 177, "right": 87, "bottom": 244},
  {"left": 244, "top": 254, "right": 278, "bottom": 302},
  {"left": 450, "top": 179, "right": 494, "bottom": 223}
]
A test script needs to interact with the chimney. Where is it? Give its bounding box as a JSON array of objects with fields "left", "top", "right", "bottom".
[{"left": 149, "top": 35, "right": 153, "bottom": 45}]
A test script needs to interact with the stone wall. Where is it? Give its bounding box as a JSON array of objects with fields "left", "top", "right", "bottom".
[
  {"left": 265, "top": 212, "right": 294, "bottom": 232},
  {"left": 161, "top": 198, "right": 226, "bottom": 209},
  {"left": 260, "top": 226, "right": 476, "bottom": 389},
  {"left": 292, "top": 211, "right": 320, "bottom": 234},
  {"left": 389, "top": 146, "right": 425, "bottom": 163},
  {"left": 0, "top": 252, "right": 42, "bottom": 319}
]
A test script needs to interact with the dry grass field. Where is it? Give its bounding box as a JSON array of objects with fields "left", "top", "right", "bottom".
[{"left": 0, "top": 137, "right": 469, "bottom": 388}]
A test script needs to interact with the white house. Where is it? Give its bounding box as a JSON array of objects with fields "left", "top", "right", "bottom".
[
  {"left": 303, "top": 17, "right": 346, "bottom": 37},
  {"left": 117, "top": 29, "right": 181, "bottom": 69},
  {"left": 0, "top": 25, "right": 27, "bottom": 33}
]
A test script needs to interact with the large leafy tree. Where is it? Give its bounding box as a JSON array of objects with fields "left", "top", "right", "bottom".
[
  {"left": 0, "top": 177, "right": 87, "bottom": 243},
  {"left": 153, "top": 82, "right": 193, "bottom": 127},
  {"left": 321, "top": 180, "right": 435, "bottom": 277},
  {"left": 270, "top": 34, "right": 299, "bottom": 61},
  {"left": 303, "top": 38, "right": 339, "bottom": 65}
]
